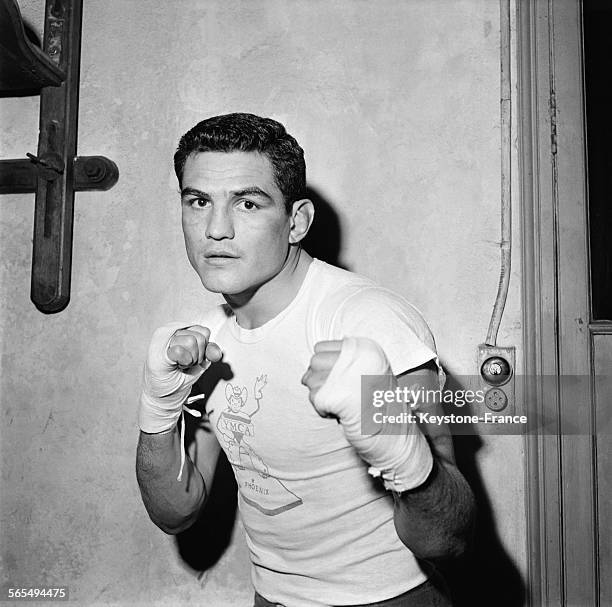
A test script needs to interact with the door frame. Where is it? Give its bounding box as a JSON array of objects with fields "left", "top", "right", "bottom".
[{"left": 518, "top": 0, "right": 600, "bottom": 604}]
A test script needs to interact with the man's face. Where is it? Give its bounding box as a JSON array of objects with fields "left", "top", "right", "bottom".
[{"left": 180, "top": 151, "right": 293, "bottom": 297}]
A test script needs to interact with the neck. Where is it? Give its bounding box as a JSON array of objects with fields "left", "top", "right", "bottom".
[{"left": 224, "top": 247, "right": 313, "bottom": 329}]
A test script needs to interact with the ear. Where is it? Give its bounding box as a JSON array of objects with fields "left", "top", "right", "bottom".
[{"left": 288, "top": 199, "right": 315, "bottom": 245}]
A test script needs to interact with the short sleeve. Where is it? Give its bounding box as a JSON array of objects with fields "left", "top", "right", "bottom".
[{"left": 328, "top": 287, "right": 445, "bottom": 387}]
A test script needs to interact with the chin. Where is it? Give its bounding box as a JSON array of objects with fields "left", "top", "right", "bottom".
[{"left": 197, "top": 272, "right": 248, "bottom": 296}]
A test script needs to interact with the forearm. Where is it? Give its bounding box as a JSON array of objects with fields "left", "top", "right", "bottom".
[
  {"left": 392, "top": 456, "right": 475, "bottom": 560},
  {"left": 136, "top": 425, "right": 206, "bottom": 534}
]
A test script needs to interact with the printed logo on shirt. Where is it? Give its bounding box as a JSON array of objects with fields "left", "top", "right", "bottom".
[{"left": 217, "top": 375, "right": 303, "bottom": 515}]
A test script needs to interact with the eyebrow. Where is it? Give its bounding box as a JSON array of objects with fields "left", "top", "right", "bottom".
[
  {"left": 180, "top": 186, "right": 273, "bottom": 201},
  {"left": 180, "top": 187, "right": 209, "bottom": 199},
  {"left": 231, "top": 187, "right": 274, "bottom": 201}
]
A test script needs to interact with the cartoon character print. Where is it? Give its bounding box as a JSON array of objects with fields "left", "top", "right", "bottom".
[
  {"left": 217, "top": 375, "right": 269, "bottom": 477},
  {"left": 216, "top": 374, "right": 303, "bottom": 516}
]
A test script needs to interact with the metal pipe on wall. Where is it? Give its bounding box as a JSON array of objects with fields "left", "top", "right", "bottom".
[{"left": 486, "top": 0, "right": 513, "bottom": 347}]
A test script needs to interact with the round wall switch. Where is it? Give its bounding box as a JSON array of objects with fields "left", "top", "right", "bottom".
[{"left": 481, "top": 356, "right": 512, "bottom": 386}]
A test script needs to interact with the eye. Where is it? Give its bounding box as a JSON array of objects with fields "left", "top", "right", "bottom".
[
  {"left": 237, "top": 199, "right": 257, "bottom": 211},
  {"left": 183, "top": 197, "right": 210, "bottom": 209}
]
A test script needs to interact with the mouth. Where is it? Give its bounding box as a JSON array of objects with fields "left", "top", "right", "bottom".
[
  {"left": 204, "top": 252, "right": 239, "bottom": 265},
  {"left": 204, "top": 250, "right": 239, "bottom": 258}
]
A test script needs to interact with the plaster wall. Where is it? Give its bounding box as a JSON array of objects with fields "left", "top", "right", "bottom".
[{"left": 1, "top": 1, "right": 526, "bottom": 605}]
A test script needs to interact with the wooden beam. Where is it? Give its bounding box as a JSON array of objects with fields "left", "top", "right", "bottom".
[
  {"left": 29, "top": 0, "right": 83, "bottom": 312},
  {"left": 0, "top": 156, "right": 119, "bottom": 194}
]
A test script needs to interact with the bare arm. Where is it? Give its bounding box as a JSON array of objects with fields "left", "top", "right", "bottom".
[
  {"left": 136, "top": 424, "right": 221, "bottom": 534},
  {"left": 136, "top": 323, "right": 223, "bottom": 535},
  {"left": 392, "top": 362, "right": 475, "bottom": 560}
]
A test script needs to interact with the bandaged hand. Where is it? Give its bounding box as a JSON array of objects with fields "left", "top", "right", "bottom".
[
  {"left": 301, "top": 337, "right": 433, "bottom": 492},
  {"left": 139, "top": 323, "right": 222, "bottom": 434}
]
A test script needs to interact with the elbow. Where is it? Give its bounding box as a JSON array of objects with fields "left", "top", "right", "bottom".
[
  {"left": 148, "top": 510, "right": 200, "bottom": 535},
  {"left": 426, "top": 506, "right": 476, "bottom": 561},
  {"left": 155, "top": 518, "right": 195, "bottom": 536},
  {"left": 395, "top": 525, "right": 473, "bottom": 561},
  {"left": 136, "top": 467, "right": 207, "bottom": 536},
  {"left": 420, "top": 508, "right": 476, "bottom": 561},
  {"left": 412, "top": 534, "right": 471, "bottom": 561},
  {"left": 396, "top": 502, "right": 476, "bottom": 562},
  {"left": 138, "top": 488, "right": 206, "bottom": 536}
]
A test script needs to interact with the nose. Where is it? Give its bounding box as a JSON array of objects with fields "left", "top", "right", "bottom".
[{"left": 205, "top": 206, "right": 234, "bottom": 240}]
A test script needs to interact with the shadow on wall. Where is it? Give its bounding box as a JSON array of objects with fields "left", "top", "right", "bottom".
[
  {"left": 173, "top": 194, "right": 525, "bottom": 606},
  {"left": 175, "top": 446, "right": 238, "bottom": 573},
  {"left": 301, "top": 186, "right": 348, "bottom": 269},
  {"left": 438, "top": 374, "right": 526, "bottom": 607}
]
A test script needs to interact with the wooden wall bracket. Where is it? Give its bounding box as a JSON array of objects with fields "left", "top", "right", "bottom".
[{"left": 0, "top": 0, "right": 119, "bottom": 313}]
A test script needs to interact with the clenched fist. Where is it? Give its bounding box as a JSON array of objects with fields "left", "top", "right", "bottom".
[
  {"left": 167, "top": 325, "right": 223, "bottom": 369},
  {"left": 139, "top": 323, "right": 222, "bottom": 434},
  {"left": 301, "top": 337, "right": 391, "bottom": 421},
  {"left": 301, "top": 336, "right": 433, "bottom": 492}
]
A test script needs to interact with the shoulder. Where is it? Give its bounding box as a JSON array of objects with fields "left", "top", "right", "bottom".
[
  {"left": 335, "top": 286, "right": 437, "bottom": 352},
  {"left": 308, "top": 261, "right": 441, "bottom": 379},
  {"left": 310, "top": 261, "right": 433, "bottom": 345},
  {"left": 305, "top": 261, "right": 376, "bottom": 339},
  {"left": 307, "top": 260, "right": 377, "bottom": 316}
]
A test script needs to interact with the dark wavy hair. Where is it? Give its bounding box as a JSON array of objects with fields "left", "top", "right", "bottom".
[{"left": 174, "top": 113, "right": 306, "bottom": 212}]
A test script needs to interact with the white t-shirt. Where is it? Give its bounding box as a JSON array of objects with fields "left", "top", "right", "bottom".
[{"left": 200, "top": 259, "right": 443, "bottom": 607}]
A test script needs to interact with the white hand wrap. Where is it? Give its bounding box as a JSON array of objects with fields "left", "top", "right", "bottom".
[
  {"left": 313, "top": 337, "right": 433, "bottom": 492},
  {"left": 139, "top": 323, "right": 209, "bottom": 434}
]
